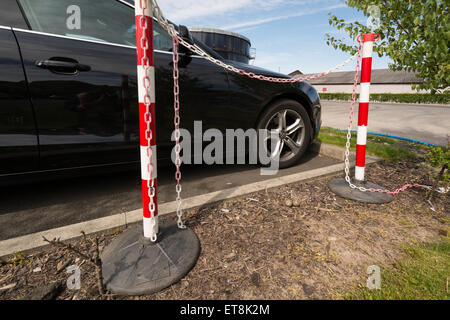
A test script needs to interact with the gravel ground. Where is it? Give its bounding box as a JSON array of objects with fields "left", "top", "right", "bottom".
[{"left": 0, "top": 160, "right": 448, "bottom": 300}]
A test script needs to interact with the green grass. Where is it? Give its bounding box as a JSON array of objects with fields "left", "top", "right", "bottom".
[
  {"left": 317, "top": 127, "right": 417, "bottom": 162},
  {"left": 346, "top": 238, "right": 450, "bottom": 300}
]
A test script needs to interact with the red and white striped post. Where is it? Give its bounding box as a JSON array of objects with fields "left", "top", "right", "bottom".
[
  {"left": 355, "top": 33, "right": 379, "bottom": 182},
  {"left": 102, "top": 4, "right": 201, "bottom": 290},
  {"left": 135, "top": 0, "right": 158, "bottom": 240},
  {"left": 329, "top": 33, "right": 392, "bottom": 204}
]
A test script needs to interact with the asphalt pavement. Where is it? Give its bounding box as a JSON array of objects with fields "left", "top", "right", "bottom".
[{"left": 321, "top": 101, "right": 449, "bottom": 146}]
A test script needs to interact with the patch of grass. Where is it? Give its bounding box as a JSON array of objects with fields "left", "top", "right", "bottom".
[
  {"left": 369, "top": 144, "right": 416, "bottom": 162},
  {"left": 347, "top": 238, "right": 450, "bottom": 300},
  {"left": 317, "top": 127, "right": 417, "bottom": 162}
]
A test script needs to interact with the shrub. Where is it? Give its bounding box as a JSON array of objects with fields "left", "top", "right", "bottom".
[
  {"left": 426, "top": 145, "right": 449, "bottom": 182},
  {"left": 319, "top": 93, "right": 449, "bottom": 104}
]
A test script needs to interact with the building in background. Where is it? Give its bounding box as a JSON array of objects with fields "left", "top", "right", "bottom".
[
  {"left": 189, "top": 27, "right": 254, "bottom": 64},
  {"left": 290, "top": 69, "right": 425, "bottom": 94},
  {"left": 288, "top": 70, "right": 303, "bottom": 78}
]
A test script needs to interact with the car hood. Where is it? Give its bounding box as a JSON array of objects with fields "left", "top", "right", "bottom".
[{"left": 225, "top": 60, "right": 290, "bottom": 79}]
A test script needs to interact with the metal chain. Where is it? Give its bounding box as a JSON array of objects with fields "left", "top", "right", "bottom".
[
  {"left": 343, "top": 43, "right": 365, "bottom": 191},
  {"left": 151, "top": 0, "right": 358, "bottom": 82},
  {"left": 140, "top": 1, "right": 157, "bottom": 242},
  {"left": 172, "top": 34, "right": 186, "bottom": 229}
]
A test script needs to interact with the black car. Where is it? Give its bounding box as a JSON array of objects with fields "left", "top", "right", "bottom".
[{"left": 0, "top": 0, "right": 321, "bottom": 182}]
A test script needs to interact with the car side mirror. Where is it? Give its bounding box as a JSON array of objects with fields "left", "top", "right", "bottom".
[{"left": 178, "top": 25, "right": 194, "bottom": 45}]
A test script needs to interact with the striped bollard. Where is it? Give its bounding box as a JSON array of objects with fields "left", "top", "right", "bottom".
[
  {"left": 135, "top": 0, "right": 159, "bottom": 240},
  {"left": 100, "top": 0, "right": 200, "bottom": 295},
  {"left": 328, "top": 33, "right": 393, "bottom": 204},
  {"left": 355, "top": 33, "right": 376, "bottom": 182}
]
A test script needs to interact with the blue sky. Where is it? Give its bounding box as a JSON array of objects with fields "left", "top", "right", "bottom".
[{"left": 156, "top": 0, "right": 392, "bottom": 74}]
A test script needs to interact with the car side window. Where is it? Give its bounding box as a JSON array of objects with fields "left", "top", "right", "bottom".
[
  {"left": 18, "top": 0, "right": 173, "bottom": 50},
  {"left": 153, "top": 22, "right": 173, "bottom": 52},
  {"left": 0, "top": 0, "right": 29, "bottom": 28}
]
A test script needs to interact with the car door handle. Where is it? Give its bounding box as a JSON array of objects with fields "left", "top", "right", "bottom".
[{"left": 36, "top": 60, "right": 91, "bottom": 72}]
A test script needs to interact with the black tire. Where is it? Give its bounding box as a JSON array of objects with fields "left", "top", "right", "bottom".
[{"left": 256, "top": 99, "right": 312, "bottom": 169}]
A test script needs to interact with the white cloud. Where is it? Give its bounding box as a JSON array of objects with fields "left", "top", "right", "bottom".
[
  {"left": 220, "top": 3, "right": 346, "bottom": 30},
  {"left": 155, "top": 0, "right": 344, "bottom": 24},
  {"left": 156, "top": 0, "right": 253, "bottom": 22}
]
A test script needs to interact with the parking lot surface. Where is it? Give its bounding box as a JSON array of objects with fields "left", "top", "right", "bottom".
[{"left": 322, "top": 101, "right": 449, "bottom": 146}]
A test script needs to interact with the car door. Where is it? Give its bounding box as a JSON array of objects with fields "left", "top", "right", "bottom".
[
  {"left": 15, "top": 0, "right": 232, "bottom": 171},
  {"left": 13, "top": 0, "right": 175, "bottom": 170},
  {"left": 0, "top": 0, "right": 39, "bottom": 176}
]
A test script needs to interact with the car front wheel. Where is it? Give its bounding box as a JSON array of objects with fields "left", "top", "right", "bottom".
[{"left": 257, "top": 99, "right": 312, "bottom": 169}]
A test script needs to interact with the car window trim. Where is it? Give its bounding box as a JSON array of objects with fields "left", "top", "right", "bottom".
[
  {"left": 117, "top": 0, "right": 133, "bottom": 9},
  {"left": 12, "top": 27, "right": 138, "bottom": 50},
  {"left": 0, "top": 25, "right": 13, "bottom": 30},
  {"left": 11, "top": 27, "right": 208, "bottom": 59}
]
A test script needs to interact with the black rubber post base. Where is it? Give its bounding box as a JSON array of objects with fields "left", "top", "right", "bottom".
[
  {"left": 329, "top": 178, "right": 393, "bottom": 204},
  {"left": 101, "top": 220, "right": 200, "bottom": 296}
]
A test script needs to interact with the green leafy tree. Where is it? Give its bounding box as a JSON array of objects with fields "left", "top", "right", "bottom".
[{"left": 326, "top": 0, "right": 449, "bottom": 93}]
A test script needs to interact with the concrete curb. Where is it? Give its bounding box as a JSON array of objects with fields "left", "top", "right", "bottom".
[
  {"left": 310, "top": 142, "right": 354, "bottom": 162},
  {"left": 310, "top": 142, "right": 382, "bottom": 163},
  {"left": 0, "top": 144, "right": 380, "bottom": 258}
]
